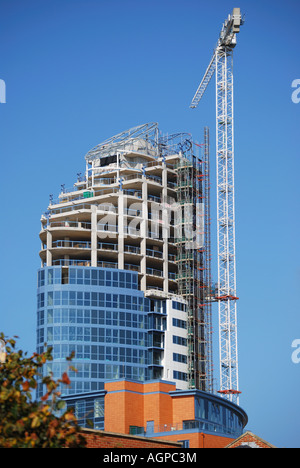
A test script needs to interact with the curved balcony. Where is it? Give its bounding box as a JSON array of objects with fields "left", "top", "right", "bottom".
[
  {"left": 51, "top": 239, "right": 92, "bottom": 250},
  {"left": 40, "top": 221, "right": 92, "bottom": 242}
]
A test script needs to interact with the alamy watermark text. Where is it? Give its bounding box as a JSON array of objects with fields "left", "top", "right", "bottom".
[
  {"left": 291, "top": 79, "right": 300, "bottom": 103},
  {"left": 0, "top": 79, "right": 6, "bottom": 103}
]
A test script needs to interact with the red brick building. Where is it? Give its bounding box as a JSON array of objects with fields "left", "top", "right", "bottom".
[
  {"left": 80, "top": 428, "right": 276, "bottom": 449},
  {"left": 81, "top": 428, "right": 182, "bottom": 449},
  {"left": 100, "top": 379, "right": 247, "bottom": 448},
  {"left": 226, "top": 431, "right": 276, "bottom": 448}
]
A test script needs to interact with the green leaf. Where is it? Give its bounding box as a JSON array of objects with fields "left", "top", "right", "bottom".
[{"left": 56, "top": 400, "right": 66, "bottom": 411}]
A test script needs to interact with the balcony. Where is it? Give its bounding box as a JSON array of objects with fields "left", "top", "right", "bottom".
[
  {"left": 52, "top": 240, "right": 91, "bottom": 249},
  {"left": 146, "top": 267, "right": 163, "bottom": 278},
  {"left": 124, "top": 245, "right": 141, "bottom": 255},
  {"left": 47, "top": 221, "right": 91, "bottom": 230},
  {"left": 52, "top": 259, "right": 92, "bottom": 267},
  {"left": 146, "top": 249, "right": 163, "bottom": 259},
  {"left": 98, "top": 242, "right": 118, "bottom": 252}
]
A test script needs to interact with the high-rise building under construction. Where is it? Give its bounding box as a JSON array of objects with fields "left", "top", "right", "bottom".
[{"left": 36, "top": 122, "right": 214, "bottom": 399}]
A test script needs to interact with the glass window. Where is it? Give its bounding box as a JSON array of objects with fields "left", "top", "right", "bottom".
[
  {"left": 99, "top": 329, "right": 104, "bottom": 343},
  {"left": 126, "top": 312, "right": 131, "bottom": 327},
  {"left": 99, "top": 270, "right": 105, "bottom": 286},
  {"left": 91, "top": 293, "right": 98, "bottom": 307},
  {"left": 83, "top": 363, "right": 90, "bottom": 378},
  {"left": 47, "top": 292, "right": 53, "bottom": 306},
  {"left": 53, "top": 345, "right": 60, "bottom": 360},
  {"left": 91, "top": 345, "right": 98, "bottom": 360},
  {"left": 84, "top": 328, "right": 91, "bottom": 342},
  {"left": 178, "top": 440, "right": 189, "bottom": 448},
  {"left": 99, "top": 346, "right": 105, "bottom": 360},
  {"left": 113, "top": 311, "right": 118, "bottom": 326},
  {"left": 106, "top": 311, "right": 112, "bottom": 326},
  {"left": 77, "top": 345, "right": 83, "bottom": 359},
  {"left": 119, "top": 272, "right": 125, "bottom": 288},
  {"left": 84, "top": 345, "right": 90, "bottom": 359},
  {"left": 113, "top": 295, "right": 118, "bottom": 308},
  {"left": 106, "top": 365, "right": 112, "bottom": 379},
  {"left": 77, "top": 269, "right": 83, "bottom": 285},
  {"left": 61, "top": 344, "right": 69, "bottom": 358},
  {"left": 99, "top": 310, "right": 104, "bottom": 325},
  {"left": 84, "top": 292, "right": 90, "bottom": 307},
  {"left": 47, "top": 309, "right": 53, "bottom": 324},
  {"left": 77, "top": 327, "right": 83, "bottom": 341},
  {"left": 120, "top": 348, "right": 125, "bottom": 362},
  {"left": 91, "top": 269, "right": 98, "bottom": 285},
  {"left": 126, "top": 273, "right": 131, "bottom": 289},
  {"left": 195, "top": 397, "right": 207, "bottom": 420},
  {"left": 39, "top": 270, "right": 45, "bottom": 287},
  {"left": 113, "top": 347, "right": 118, "bottom": 361},
  {"left": 54, "top": 310, "right": 61, "bottom": 323},
  {"left": 99, "top": 293, "right": 105, "bottom": 308},
  {"left": 106, "top": 329, "right": 112, "bottom": 343},
  {"left": 119, "top": 295, "right": 125, "bottom": 309},
  {"left": 113, "top": 272, "right": 118, "bottom": 288},
  {"left": 126, "top": 296, "right": 131, "bottom": 310},
  {"left": 69, "top": 327, "right": 76, "bottom": 341},
  {"left": 54, "top": 269, "right": 61, "bottom": 284},
  {"left": 106, "top": 271, "right": 111, "bottom": 287},
  {"left": 54, "top": 291, "right": 61, "bottom": 306},
  {"left": 62, "top": 291, "right": 68, "bottom": 306},
  {"left": 84, "top": 310, "right": 90, "bottom": 324},
  {"left": 210, "top": 402, "right": 221, "bottom": 424},
  {"left": 48, "top": 269, "right": 53, "bottom": 285},
  {"left": 120, "top": 312, "right": 125, "bottom": 327},
  {"left": 61, "top": 326, "right": 69, "bottom": 341},
  {"left": 99, "top": 364, "right": 104, "bottom": 378},
  {"left": 77, "top": 310, "right": 83, "bottom": 323},
  {"left": 91, "top": 363, "right": 97, "bottom": 378},
  {"left": 54, "top": 326, "right": 60, "bottom": 341},
  {"left": 62, "top": 309, "right": 68, "bottom": 323},
  {"left": 120, "top": 330, "right": 125, "bottom": 344},
  {"left": 77, "top": 292, "right": 83, "bottom": 306},
  {"left": 69, "top": 269, "right": 76, "bottom": 284},
  {"left": 69, "top": 309, "right": 76, "bottom": 323},
  {"left": 84, "top": 269, "right": 91, "bottom": 285},
  {"left": 106, "top": 294, "right": 111, "bottom": 308}
]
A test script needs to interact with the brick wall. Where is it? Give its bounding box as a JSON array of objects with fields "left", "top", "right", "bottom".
[
  {"left": 153, "top": 432, "right": 235, "bottom": 449},
  {"left": 81, "top": 429, "right": 182, "bottom": 449},
  {"left": 172, "top": 395, "right": 195, "bottom": 425},
  {"left": 105, "top": 380, "right": 176, "bottom": 434},
  {"left": 226, "top": 431, "right": 275, "bottom": 448}
]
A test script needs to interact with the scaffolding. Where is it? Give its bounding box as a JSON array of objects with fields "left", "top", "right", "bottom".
[{"left": 175, "top": 128, "right": 213, "bottom": 392}]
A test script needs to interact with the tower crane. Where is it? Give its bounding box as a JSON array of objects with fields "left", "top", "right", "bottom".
[{"left": 190, "top": 8, "right": 244, "bottom": 404}]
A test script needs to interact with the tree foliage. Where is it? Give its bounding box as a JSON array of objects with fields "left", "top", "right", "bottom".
[{"left": 0, "top": 334, "right": 86, "bottom": 448}]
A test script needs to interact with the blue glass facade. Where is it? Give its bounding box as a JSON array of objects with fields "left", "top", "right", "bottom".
[{"left": 37, "top": 266, "right": 165, "bottom": 398}]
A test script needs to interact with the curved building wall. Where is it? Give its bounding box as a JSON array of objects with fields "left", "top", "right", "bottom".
[{"left": 37, "top": 267, "right": 151, "bottom": 397}]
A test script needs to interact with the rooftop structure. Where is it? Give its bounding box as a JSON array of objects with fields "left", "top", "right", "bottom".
[{"left": 63, "top": 379, "right": 248, "bottom": 448}]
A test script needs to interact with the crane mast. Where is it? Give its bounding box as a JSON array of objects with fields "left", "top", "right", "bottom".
[{"left": 190, "top": 8, "right": 244, "bottom": 405}]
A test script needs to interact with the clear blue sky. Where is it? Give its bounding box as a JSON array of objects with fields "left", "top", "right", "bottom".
[{"left": 0, "top": 0, "right": 299, "bottom": 448}]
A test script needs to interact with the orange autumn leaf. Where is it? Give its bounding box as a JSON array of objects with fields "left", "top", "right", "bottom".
[
  {"left": 61, "top": 372, "right": 71, "bottom": 385},
  {"left": 22, "top": 381, "right": 30, "bottom": 391},
  {"left": 64, "top": 412, "right": 75, "bottom": 421},
  {"left": 41, "top": 392, "right": 50, "bottom": 401}
]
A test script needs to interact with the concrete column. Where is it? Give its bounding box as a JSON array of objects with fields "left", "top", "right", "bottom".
[
  {"left": 91, "top": 205, "right": 97, "bottom": 267},
  {"left": 140, "top": 177, "right": 148, "bottom": 292},
  {"left": 46, "top": 230, "right": 52, "bottom": 267},
  {"left": 162, "top": 162, "right": 169, "bottom": 293},
  {"left": 118, "top": 192, "right": 125, "bottom": 269}
]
